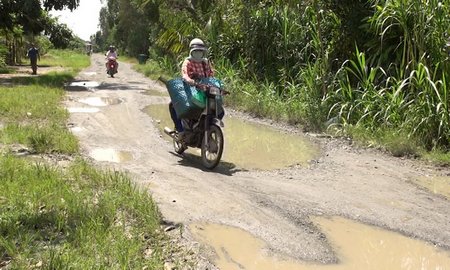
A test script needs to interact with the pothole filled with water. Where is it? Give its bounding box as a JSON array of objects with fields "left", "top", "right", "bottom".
[
  {"left": 190, "top": 217, "right": 450, "bottom": 270},
  {"left": 224, "top": 115, "right": 318, "bottom": 169},
  {"left": 69, "top": 126, "right": 85, "bottom": 133},
  {"left": 144, "top": 104, "right": 318, "bottom": 170},
  {"left": 67, "top": 107, "right": 100, "bottom": 113},
  {"left": 65, "top": 81, "right": 100, "bottom": 91},
  {"left": 414, "top": 176, "right": 450, "bottom": 199},
  {"left": 81, "top": 72, "right": 97, "bottom": 76},
  {"left": 89, "top": 148, "right": 133, "bottom": 163},
  {"left": 78, "top": 97, "right": 123, "bottom": 107}
]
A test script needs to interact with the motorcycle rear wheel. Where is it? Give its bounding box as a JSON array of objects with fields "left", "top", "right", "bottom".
[{"left": 201, "top": 124, "right": 224, "bottom": 169}]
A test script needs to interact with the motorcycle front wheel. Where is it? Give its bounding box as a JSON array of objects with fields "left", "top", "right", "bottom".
[
  {"left": 201, "top": 124, "right": 224, "bottom": 169},
  {"left": 173, "top": 137, "right": 186, "bottom": 154}
]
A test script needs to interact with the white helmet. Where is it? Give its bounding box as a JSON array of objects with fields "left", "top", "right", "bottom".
[{"left": 189, "top": 38, "right": 207, "bottom": 51}]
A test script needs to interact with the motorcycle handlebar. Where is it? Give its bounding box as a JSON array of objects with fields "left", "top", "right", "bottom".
[{"left": 195, "top": 83, "right": 230, "bottom": 95}]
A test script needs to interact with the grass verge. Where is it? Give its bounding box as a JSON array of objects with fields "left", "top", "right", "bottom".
[
  {"left": 39, "top": 49, "right": 91, "bottom": 73},
  {"left": 0, "top": 156, "right": 164, "bottom": 269},
  {"left": 337, "top": 125, "right": 421, "bottom": 158},
  {"left": 0, "top": 84, "right": 77, "bottom": 154},
  {"left": 133, "top": 60, "right": 170, "bottom": 81}
]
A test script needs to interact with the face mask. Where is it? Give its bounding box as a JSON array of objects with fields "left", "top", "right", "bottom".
[{"left": 191, "top": 50, "right": 204, "bottom": 60}]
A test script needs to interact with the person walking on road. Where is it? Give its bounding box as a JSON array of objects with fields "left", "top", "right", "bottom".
[{"left": 27, "top": 44, "right": 40, "bottom": 75}]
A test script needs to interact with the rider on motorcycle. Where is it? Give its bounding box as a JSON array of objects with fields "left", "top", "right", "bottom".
[
  {"left": 105, "top": 45, "right": 118, "bottom": 73},
  {"left": 169, "top": 38, "right": 215, "bottom": 134}
]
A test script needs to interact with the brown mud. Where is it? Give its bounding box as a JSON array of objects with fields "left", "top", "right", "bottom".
[{"left": 190, "top": 217, "right": 450, "bottom": 270}]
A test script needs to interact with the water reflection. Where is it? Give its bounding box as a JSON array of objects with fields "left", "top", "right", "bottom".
[
  {"left": 89, "top": 148, "right": 133, "bottom": 163},
  {"left": 65, "top": 81, "right": 100, "bottom": 91},
  {"left": 67, "top": 107, "right": 100, "bottom": 113},
  {"left": 224, "top": 116, "right": 318, "bottom": 170},
  {"left": 68, "top": 81, "right": 100, "bottom": 88},
  {"left": 145, "top": 104, "right": 318, "bottom": 170},
  {"left": 414, "top": 176, "right": 450, "bottom": 199},
  {"left": 78, "top": 97, "right": 123, "bottom": 107}
]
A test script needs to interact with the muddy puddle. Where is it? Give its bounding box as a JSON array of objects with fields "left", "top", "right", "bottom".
[
  {"left": 224, "top": 115, "right": 318, "bottom": 169},
  {"left": 65, "top": 81, "right": 100, "bottom": 91},
  {"left": 81, "top": 72, "right": 97, "bottom": 76},
  {"left": 190, "top": 217, "right": 450, "bottom": 270},
  {"left": 414, "top": 176, "right": 450, "bottom": 199},
  {"left": 67, "top": 107, "right": 100, "bottom": 113},
  {"left": 144, "top": 104, "right": 318, "bottom": 170},
  {"left": 89, "top": 148, "right": 133, "bottom": 163},
  {"left": 78, "top": 97, "right": 123, "bottom": 107},
  {"left": 69, "top": 126, "right": 85, "bottom": 133}
]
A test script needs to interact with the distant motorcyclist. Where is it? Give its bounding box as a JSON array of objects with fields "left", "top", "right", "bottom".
[
  {"left": 169, "top": 38, "right": 215, "bottom": 133},
  {"left": 105, "top": 45, "right": 118, "bottom": 73}
]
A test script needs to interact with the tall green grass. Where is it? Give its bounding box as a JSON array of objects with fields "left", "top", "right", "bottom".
[
  {"left": 367, "top": 0, "right": 449, "bottom": 73},
  {"left": 320, "top": 0, "right": 450, "bottom": 157},
  {"left": 326, "top": 48, "right": 450, "bottom": 154},
  {"left": 0, "top": 156, "right": 164, "bottom": 269},
  {"left": 133, "top": 56, "right": 179, "bottom": 81}
]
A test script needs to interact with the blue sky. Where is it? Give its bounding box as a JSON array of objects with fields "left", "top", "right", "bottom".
[{"left": 49, "top": 0, "right": 104, "bottom": 41}]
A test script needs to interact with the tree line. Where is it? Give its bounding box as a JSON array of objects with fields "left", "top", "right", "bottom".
[
  {"left": 4, "top": 0, "right": 448, "bottom": 152},
  {"left": 0, "top": 0, "right": 85, "bottom": 66}
]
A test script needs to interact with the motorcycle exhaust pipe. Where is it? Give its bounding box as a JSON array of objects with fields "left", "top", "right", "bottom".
[{"left": 164, "top": 127, "right": 175, "bottom": 137}]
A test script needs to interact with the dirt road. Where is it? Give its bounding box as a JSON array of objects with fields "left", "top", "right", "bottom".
[{"left": 66, "top": 54, "right": 450, "bottom": 268}]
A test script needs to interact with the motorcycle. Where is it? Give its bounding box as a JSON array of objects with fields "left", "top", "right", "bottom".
[
  {"left": 161, "top": 77, "right": 228, "bottom": 169},
  {"left": 106, "top": 56, "right": 118, "bottom": 77}
]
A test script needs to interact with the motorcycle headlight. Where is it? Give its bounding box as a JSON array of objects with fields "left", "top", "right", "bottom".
[{"left": 209, "top": 86, "right": 221, "bottom": 95}]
